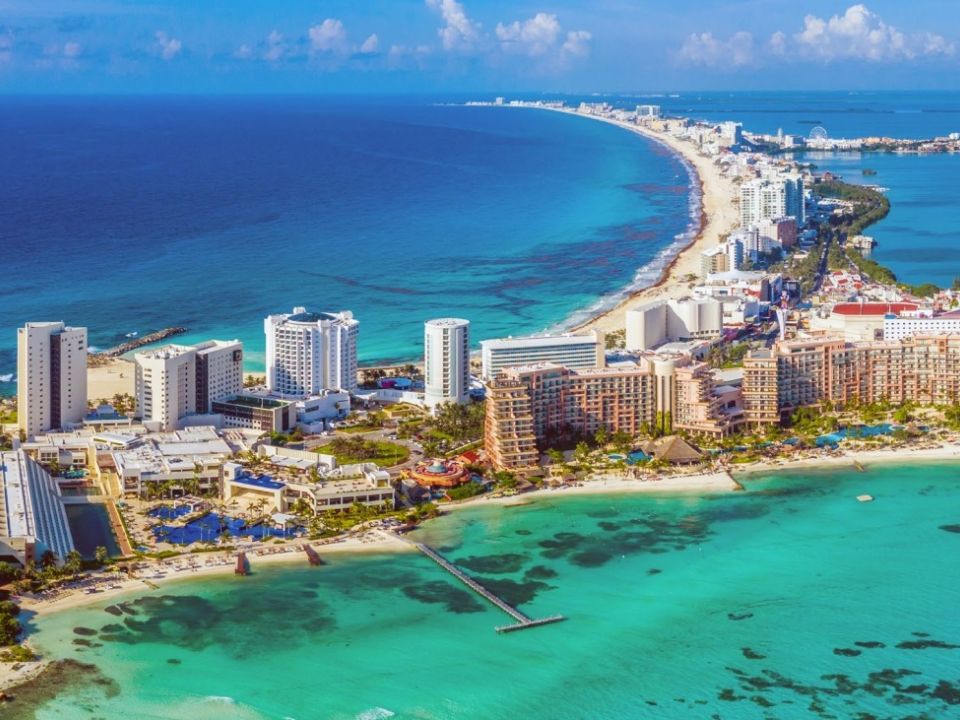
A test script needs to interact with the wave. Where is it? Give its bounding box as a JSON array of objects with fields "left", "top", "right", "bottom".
[
  {"left": 551, "top": 130, "right": 702, "bottom": 332},
  {"left": 356, "top": 709, "right": 395, "bottom": 720},
  {"left": 0, "top": 373, "right": 14, "bottom": 383},
  {"left": 202, "top": 695, "right": 237, "bottom": 704}
]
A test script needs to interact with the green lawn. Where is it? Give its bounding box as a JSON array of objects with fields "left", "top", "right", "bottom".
[{"left": 329, "top": 441, "right": 410, "bottom": 468}]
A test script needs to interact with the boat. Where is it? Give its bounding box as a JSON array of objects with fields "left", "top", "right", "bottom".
[
  {"left": 125, "top": 331, "right": 139, "bottom": 338},
  {"left": 856, "top": 494, "right": 874, "bottom": 503}
]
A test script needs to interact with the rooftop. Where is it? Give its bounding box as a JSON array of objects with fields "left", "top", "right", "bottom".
[{"left": 832, "top": 302, "right": 918, "bottom": 317}]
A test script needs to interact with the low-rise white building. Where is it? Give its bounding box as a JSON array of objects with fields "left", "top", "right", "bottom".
[
  {"left": 0, "top": 450, "right": 75, "bottom": 567},
  {"left": 112, "top": 426, "right": 233, "bottom": 497},
  {"left": 883, "top": 311, "right": 960, "bottom": 341}
]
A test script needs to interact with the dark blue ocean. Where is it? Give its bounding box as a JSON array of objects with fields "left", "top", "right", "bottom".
[
  {"left": 2, "top": 92, "right": 959, "bottom": 394},
  {"left": 0, "top": 96, "right": 693, "bottom": 389}
]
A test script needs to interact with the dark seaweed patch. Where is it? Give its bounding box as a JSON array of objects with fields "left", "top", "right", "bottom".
[
  {"left": 597, "top": 521, "right": 621, "bottom": 531},
  {"left": 92, "top": 591, "right": 338, "bottom": 657},
  {"left": 103, "top": 605, "right": 123, "bottom": 617},
  {"left": 474, "top": 577, "right": 550, "bottom": 606},
  {"left": 456, "top": 553, "right": 527, "bottom": 574},
  {"left": 742, "top": 647, "right": 766, "bottom": 660},
  {"left": 401, "top": 581, "right": 484, "bottom": 614},
  {"left": 834, "top": 648, "right": 862, "bottom": 657},
  {"left": 524, "top": 565, "right": 557, "bottom": 580},
  {"left": 515, "top": 529, "right": 532, "bottom": 536},
  {"left": 73, "top": 627, "right": 97, "bottom": 636},
  {"left": 896, "top": 639, "right": 960, "bottom": 650},
  {"left": 728, "top": 612, "right": 753, "bottom": 621},
  {"left": 570, "top": 549, "right": 614, "bottom": 567},
  {"left": 166, "top": 658, "right": 181, "bottom": 665},
  {"left": 939, "top": 524, "right": 960, "bottom": 534},
  {"left": 723, "top": 661, "right": 960, "bottom": 716},
  {"left": 854, "top": 641, "right": 885, "bottom": 649},
  {"left": 0, "top": 659, "right": 119, "bottom": 715},
  {"left": 647, "top": 568, "right": 662, "bottom": 575}
]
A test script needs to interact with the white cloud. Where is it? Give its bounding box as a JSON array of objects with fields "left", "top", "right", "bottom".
[
  {"left": 495, "top": 12, "right": 591, "bottom": 62},
  {"left": 264, "top": 29, "right": 285, "bottom": 62},
  {"left": 426, "top": 0, "right": 480, "bottom": 52},
  {"left": 154, "top": 30, "right": 181, "bottom": 60},
  {"left": 308, "top": 18, "right": 348, "bottom": 54},
  {"left": 0, "top": 31, "right": 11, "bottom": 64},
  {"left": 360, "top": 33, "right": 379, "bottom": 54},
  {"left": 679, "top": 31, "right": 754, "bottom": 67},
  {"left": 234, "top": 43, "right": 253, "bottom": 60},
  {"left": 563, "top": 30, "right": 591, "bottom": 58},
  {"left": 768, "top": 30, "right": 787, "bottom": 56},
  {"left": 63, "top": 41, "right": 81, "bottom": 58},
  {"left": 785, "top": 4, "right": 954, "bottom": 61},
  {"left": 496, "top": 13, "right": 561, "bottom": 56}
]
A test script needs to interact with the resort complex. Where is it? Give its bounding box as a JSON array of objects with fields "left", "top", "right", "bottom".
[{"left": 5, "top": 84, "right": 960, "bottom": 720}]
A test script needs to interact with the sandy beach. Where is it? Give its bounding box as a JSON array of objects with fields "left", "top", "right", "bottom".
[
  {"left": 731, "top": 442, "right": 960, "bottom": 475},
  {"left": 534, "top": 107, "right": 740, "bottom": 336},
  {"left": 86, "top": 357, "right": 135, "bottom": 401}
]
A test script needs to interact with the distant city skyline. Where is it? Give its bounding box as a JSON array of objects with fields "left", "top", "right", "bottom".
[{"left": 0, "top": 1, "right": 958, "bottom": 93}]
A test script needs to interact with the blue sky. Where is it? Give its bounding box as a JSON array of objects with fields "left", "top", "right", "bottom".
[{"left": 0, "top": 1, "right": 957, "bottom": 92}]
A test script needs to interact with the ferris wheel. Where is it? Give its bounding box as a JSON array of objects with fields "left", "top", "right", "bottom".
[{"left": 808, "top": 126, "right": 829, "bottom": 141}]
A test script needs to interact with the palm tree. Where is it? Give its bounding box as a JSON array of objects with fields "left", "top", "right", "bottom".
[
  {"left": 94, "top": 546, "right": 109, "bottom": 567},
  {"left": 65, "top": 549, "right": 83, "bottom": 577}
]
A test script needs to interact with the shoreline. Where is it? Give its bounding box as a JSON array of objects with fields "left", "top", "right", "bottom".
[
  {"left": 74, "top": 106, "right": 723, "bottom": 396},
  {"left": 5, "top": 443, "right": 960, "bottom": 693},
  {"left": 525, "top": 106, "right": 739, "bottom": 336}
]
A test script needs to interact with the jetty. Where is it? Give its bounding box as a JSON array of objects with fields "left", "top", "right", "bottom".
[
  {"left": 303, "top": 544, "right": 324, "bottom": 566},
  {"left": 98, "top": 327, "right": 187, "bottom": 357},
  {"left": 414, "top": 543, "right": 565, "bottom": 634},
  {"left": 235, "top": 552, "right": 248, "bottom": 576}
]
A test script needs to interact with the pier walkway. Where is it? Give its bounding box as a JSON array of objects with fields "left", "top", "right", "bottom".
[{"left": 413, "top": 542, "right": 565, "bottom": 633}]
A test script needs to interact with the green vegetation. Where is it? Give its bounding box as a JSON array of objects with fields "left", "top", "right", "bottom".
[
  {"left": 431, "top": 401, "right": 485, "bottom": 444},
  {"left": 446, "top": 482, "right": 485, "bottom": 501},
  {"left": 706, "top": 342, "right": 750, "bottom": 369},
  {"left": 322, "top": 437, "right": 409, "bottom": 467},
  {"left": 0, "top": 595, "right": 22, "bottom": 647},
  {"left": 605, "top": 329, "right": 626, "bottom": 350}
]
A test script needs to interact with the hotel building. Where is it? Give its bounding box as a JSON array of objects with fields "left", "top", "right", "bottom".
[
  {"left": 264, "top": 307, "right": 359, "bottom": 397},
  {"left": 739, "top": 174, "right": 805, "bottom": 229},
  {"left": 626, "top": 298, "right": 723, "bottom": 351},
  {"left": 744, "top": 335, "right": 960, "bottom": 426},
  {"left": 135, "top": 340, "right": 243, "bottom": 431},
  {"left": 883, "top": 311, "right": 960, "bottom": 342},
  {"left": 0, "top": 450, "right": 75, "bottom": 567},
  {"left": 485, "top": 357, "right": 742, "bottom": 470},
  {"left": 424, "top": 318, "right": 470, "bottom": 410},
  {"left": 480, "top": 330, "right": 605, "bottom": 379},
  {"left": 17, "top": 322, "right": 88, "bottom": 440}
]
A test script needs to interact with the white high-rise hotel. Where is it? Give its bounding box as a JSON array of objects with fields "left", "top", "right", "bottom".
[
  {"left": 424, "top": 318, "right": 470, "bottom": 410},
  {"left": 17, "top": 322, "right": 88, "bottom": 439},
  {"left": 739, "top": 174, "right": 804, "bottom": 229},
  {"left": 264, "top": 307, "right": 359, "bottom": 397},
  {"left": 134, "top": 340, "right": 243, "bottom": 431}
]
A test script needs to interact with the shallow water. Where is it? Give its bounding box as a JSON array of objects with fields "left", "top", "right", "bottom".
[{"left": 21, "top": 461, "right": 960, "bottom": 719}]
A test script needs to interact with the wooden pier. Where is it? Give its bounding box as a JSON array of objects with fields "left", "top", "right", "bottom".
[
  {"left": 414, "top": 543, "right": 565, "bottom": 634},
  {"left": 303, "top": 544, "right": 324, "bottom": 566}
]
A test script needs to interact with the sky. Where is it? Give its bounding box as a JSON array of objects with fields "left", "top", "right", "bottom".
[{"left": 0, "top": 1, "right": 958, "bottom": 93}]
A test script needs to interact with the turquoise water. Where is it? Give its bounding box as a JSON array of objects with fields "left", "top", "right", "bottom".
[
  {"left": 0, "top": 97, "right": 693, "bottom": 388},
  {"left": 20, "top": 462, "right": 960, "bottom": 719}
]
